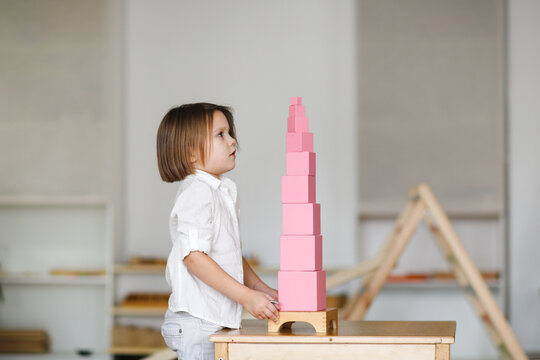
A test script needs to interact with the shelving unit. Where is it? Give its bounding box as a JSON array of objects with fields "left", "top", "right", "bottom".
[
  {"left": 107, "top": 227, "right": 505, "bottom": 359},
  {"left": 0, "top": 199, "right": 113, "bottom": 357},
  {"left": 1, "top": 2, "right": 122, "bottom": 358},
  {"left": 108, "top": 263, "right": 168, "bottom": 356}
]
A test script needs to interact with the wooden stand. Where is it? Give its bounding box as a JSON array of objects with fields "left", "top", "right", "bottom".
[{"left": 268, "top": 308, "right": 338, "bottom": 333}]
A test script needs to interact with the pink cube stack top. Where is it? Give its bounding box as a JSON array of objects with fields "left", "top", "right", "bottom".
[{"left": 279, "top": 97, "right": 326, "bottom": 311}]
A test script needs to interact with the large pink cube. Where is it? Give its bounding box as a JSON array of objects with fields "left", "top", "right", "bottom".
[
  {"left": 280, "top": 235, "right": 322, "bottom": 271},
  {"left": 282, "top": 203, "right": 320, "bottom": 235},
  {"left": 289, "top": 104, "right": 305, "bottom": 117},
  {"left": 278, "top": 270, "right": 326, "bottom": 311},
  {"left": 287, "top": 116, "right": 309, "bottom": 133},
  {"left": 286, "top": 132, "right": 313, "bottom": 152},
  {"left": 282, "top": 175, "right": 315, "bottom": 203},
  {"left": 286, "top": 152, "right": 316, "bottom": 175}
]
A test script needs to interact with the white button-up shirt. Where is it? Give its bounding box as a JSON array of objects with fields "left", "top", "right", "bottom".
[{"left": 165, "top": 170, "right": 243, "bottom": 328}]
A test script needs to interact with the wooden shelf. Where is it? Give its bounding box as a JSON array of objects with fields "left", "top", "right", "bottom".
[
  {"left": 109, "top": 346, "right": 167, "bottom": 355},
  {"left": 111, "top": 306, "right": 167, "bottom": 316},
  {"left": 113, "top": 263, "right": 350, "bottom": 276},
  {"left": 114, "top": 263, "right": 166, "bottom": 274},
  {"left": 114, "top": 262, "right": 278, "bottom": 275},
  {"left": 0, "top": 272, "right": 108, "bottom": 286},
  {"left": 114, "top": 263, "right": 347, "bottom": 277},
  {"left": 383, "top": 279, "right": 500, "bottom": 291},
  {"left": 251, "top": 265, "right": 345, "bottom": 275},
  {"left": 0, "top": 353, "right": 109, "bottom": 360},
  {"left": 358, "top": 206, "right": 502, "bottom": 220},
  {"left": 0, "top": 196, "right": 107, "bottom": 207}
]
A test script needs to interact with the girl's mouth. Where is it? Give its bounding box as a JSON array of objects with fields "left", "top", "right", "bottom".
[{"left": 230, "top": 150, "right": 236, "bottom": 157}]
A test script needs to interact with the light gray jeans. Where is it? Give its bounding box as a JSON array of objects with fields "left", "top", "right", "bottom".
[{"left": 161, "top": 310, "right": 224, "bottom": 360}]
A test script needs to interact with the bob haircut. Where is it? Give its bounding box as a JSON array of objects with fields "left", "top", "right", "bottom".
[{"left": 156, "top": 103, "right": 237, "bottom": 182}]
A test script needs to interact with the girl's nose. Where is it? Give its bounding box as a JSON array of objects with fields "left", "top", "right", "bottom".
[{"left": 230, "top": 137, "right": 237, "bottom": 147}]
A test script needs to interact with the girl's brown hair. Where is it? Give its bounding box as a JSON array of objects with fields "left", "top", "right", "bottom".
[{"left": 156, "top": 103, "right": 237, "bottom": 182}]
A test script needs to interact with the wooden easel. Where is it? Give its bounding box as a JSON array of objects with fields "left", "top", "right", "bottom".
[{"left": 330, "top": 184, "right": 527, "bottom": 360}]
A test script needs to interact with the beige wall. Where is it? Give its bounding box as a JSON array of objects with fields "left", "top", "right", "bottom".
[
  {"left": 358, "top": 0, "right": 504, "bottom": 212},
  {"left": 0, "top": 0, "right": 115, "bottom": 197}
]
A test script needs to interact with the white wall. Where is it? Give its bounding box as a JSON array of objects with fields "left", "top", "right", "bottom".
[
  {"left": 508, "top": 0, "right": 540, "bottom": 352},
  {"left": 124, "top": 0, "right": 358, "bottom": 268}
]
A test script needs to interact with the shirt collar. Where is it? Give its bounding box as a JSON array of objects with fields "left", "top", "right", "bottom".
[
  {"left": 194, "top": 169, "right": 222, "bottom": 190},
  {"left": 220, "top": 177, "right": 237, "bottom": 199}
]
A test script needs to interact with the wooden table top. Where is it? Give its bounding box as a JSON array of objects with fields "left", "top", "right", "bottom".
[{"left": 210, "top": 320, "right": 455, "bottom": 345}]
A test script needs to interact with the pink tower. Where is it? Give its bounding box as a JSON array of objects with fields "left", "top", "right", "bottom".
[{"left": 278, "top": 97, "right": 326, "bottom": 311}]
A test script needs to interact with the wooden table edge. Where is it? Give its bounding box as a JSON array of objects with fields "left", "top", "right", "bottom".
[
  {"left": 210, "top": 320, "right": 456, "bottom": 345},
  {"left": 210, "top": 335, "right": 455, "bottom": 344}
]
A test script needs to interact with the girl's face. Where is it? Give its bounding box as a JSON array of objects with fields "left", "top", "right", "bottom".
[{"left": 193, "top": 110, "right": 237, "bottom": 178}]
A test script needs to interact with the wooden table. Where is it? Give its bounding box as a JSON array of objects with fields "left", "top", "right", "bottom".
[{"left": 211, "top": 320, "right": 455, "bottom": 360}]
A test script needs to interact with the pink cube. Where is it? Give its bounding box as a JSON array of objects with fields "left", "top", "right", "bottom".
[
  {"left": 282, "top": 203, "right": 320, "bottom": 235},
  {"left": 282, "top": 175, "right": 315, "bottom": 203},
  {"left": 286, "top": 132, "right": 313, "bottom": 152},
  {"left": 286, "top": 152, "right": 316, "bottom": 175},
  {"left": 289, "top": 105, "right": 305, "bottom": 117},
  {"left": 278, "top": 270, "right": 326, "bottom": 311},
  {"left": 280, "top": 235, "right": 322, "bottom": 271},
  {"left": 287, "top": 116, "right": 309, "bottom": 133},
  {"left": 291, "top": 97, "right": 302, "bottom": 105}
]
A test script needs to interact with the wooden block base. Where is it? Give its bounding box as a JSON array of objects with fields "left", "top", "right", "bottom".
[{"left": 268, "top": 308, "right": 338, "bottom": 333}]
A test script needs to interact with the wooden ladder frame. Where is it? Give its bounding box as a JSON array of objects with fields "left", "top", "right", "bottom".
[{"left": 340, "top": 184, "right": 527, "bottom": 360}]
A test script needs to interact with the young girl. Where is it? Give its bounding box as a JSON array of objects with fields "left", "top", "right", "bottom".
[{"left": 156, "top": 103, "right": 279, "bottom": 360}]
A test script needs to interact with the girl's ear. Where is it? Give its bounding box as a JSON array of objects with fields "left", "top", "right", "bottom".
[{"left": 190, "top": 151, "right": 200, "bottom": 166}]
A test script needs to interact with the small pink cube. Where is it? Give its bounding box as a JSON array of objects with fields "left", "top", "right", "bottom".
[
  {"left": 286, "top": 132, "right": 314, "bottom": 152},
  {"left": 289, "top": 105, "right": 305, "bottom": 117},
  {"left": 280, "top": 235, "right": 322, "bottom": 271},
  {"left": 291, "top": 97, "right": 302, "bottom": 105},
  {"left": 278, "top": 270, "right": 326, "bottom": 311},
  {"left": 287, "top": 116, "right": 309, "bottom": 133},
  {"left": 282, "top": 175, "right": 315, "bottom": 203},
  {"left": 286, "top": 152, "right": 316, "bottom": 175},
  {"left": 282, "top": 203, "right": 321, "bottom": 235}
]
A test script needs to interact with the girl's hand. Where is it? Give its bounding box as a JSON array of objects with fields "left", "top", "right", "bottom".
[
  {"left": 252, "top": 281, "right": 279, "bottom": 304},
  {"left": 243, "top": 289, "right": 280, "bottom": 323},
  {"left": 259, "top": 286, "right": 279, "bottom": 308},
  {"left": 262, "top": 287, "right": 278, "bottom": 302}
]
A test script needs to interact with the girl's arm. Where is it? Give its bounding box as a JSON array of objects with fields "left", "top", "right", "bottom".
[
  {"left": 184, "top": 251, "right": 279, "bottom": 323},
  {"left": 242, "top": 257, "right": 278, "bottom": 301}
]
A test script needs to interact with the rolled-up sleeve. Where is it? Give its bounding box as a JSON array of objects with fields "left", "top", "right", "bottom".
[{"left": 172, "top": 182, "right": 214, "bottom": 259}]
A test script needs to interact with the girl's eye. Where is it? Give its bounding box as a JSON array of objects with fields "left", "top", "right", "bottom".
[{"left": 217, "top": 131, "right": 223, "bottom": 137}]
